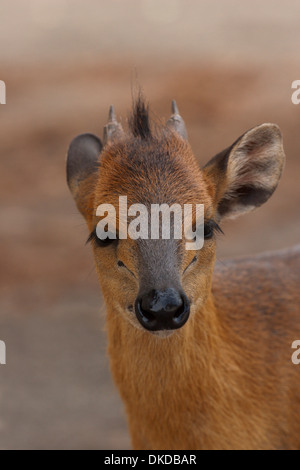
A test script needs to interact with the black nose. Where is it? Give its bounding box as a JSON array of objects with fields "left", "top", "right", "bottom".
[{"left": 135, "top": 288, "right": 190, "bottom": 331}]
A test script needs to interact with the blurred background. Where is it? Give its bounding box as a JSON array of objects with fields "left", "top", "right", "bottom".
[{"left": 0, "top": 0, "right": 300, "bottom": 450}]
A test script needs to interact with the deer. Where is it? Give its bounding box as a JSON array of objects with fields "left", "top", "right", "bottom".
[{"left": 66, "top": 96, "right": 300, "bottom": 450}]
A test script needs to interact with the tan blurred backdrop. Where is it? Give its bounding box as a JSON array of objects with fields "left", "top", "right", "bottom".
[{"left": 0, "top": 0, "right": 300, "bottom": 450}]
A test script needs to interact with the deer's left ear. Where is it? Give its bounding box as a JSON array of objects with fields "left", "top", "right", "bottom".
[{"left": 202, "top": 124, "right": 285, "bottom": 219}]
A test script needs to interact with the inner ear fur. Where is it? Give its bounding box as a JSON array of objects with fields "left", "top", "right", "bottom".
[
  {"left": 66, "top": 133, "right": 102, "bottom": 220},
  {"left": 202, "top": 124, "right": 285, "bottom": 219}
]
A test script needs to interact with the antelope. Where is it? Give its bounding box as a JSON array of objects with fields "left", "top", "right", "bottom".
[{"left": 67, "top": 97, "right": 300, "bottom": 450}]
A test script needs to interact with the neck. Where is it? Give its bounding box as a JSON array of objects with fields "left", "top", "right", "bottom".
[{"left": 105, "top": 289, "right": 276, "bottom": 450}]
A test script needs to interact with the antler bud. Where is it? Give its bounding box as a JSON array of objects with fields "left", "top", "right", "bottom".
[
  {"left": 166, "top": 100, "right": 188, "bottom": 140},
  {"left": 103, "top": 105, "right": 124, "bottom": 145}
]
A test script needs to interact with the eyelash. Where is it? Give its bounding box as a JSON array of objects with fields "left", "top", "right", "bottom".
[
  {"left": 86, "top": 229, "right": 118, "bottom": 247},
  {"left": 204, "top": 221, "right": 223, "bottom": 239}
]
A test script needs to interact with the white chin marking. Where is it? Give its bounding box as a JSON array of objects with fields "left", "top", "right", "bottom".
[{"left": 150, "top": 330, "right": 175, "bottom": 338}]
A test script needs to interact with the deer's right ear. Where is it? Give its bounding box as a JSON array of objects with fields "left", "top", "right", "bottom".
[
  {"left": 202, "top": 124, "right": 285, "bottom": 220},
  {"left": 66, "top": 133, "right": 102, "bottom": 220}
]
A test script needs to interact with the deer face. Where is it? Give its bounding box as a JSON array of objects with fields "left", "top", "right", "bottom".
[{"left": 67, "top": 98, "right": 285, "bottom": 336}]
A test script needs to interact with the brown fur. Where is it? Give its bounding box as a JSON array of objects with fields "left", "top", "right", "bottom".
[{"left": 67, "top": 101, "right": 299, "bottom": 450}]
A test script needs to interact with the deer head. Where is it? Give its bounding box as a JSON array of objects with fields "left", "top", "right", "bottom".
[{"left": 67, "top": 97, "right": 285, "bottom": 337}]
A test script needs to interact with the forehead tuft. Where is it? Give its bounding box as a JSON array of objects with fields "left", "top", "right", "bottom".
[
  {"left": 128, "top": 95, "right": 151, "bottom": 140},
  {"left": 93, "top": 97, "right": 212, "bottom": 209}
]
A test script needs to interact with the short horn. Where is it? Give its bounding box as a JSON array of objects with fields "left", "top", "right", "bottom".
[
  {"left": 103, "top": 105, "right": 124, "bottom": 145},
  {"left": 166, "top": 100, "right": 188, "bottom": 140}
]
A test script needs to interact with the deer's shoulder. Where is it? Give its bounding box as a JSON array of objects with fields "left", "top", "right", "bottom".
[{"left": 212, "top": 245, "right": 300, "bottom": 336}]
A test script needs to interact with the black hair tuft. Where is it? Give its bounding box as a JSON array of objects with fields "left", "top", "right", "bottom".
[{"left": 129, "top": 94, "right": 151, "bottom": 139}]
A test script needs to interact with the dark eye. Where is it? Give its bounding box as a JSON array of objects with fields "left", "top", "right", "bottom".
[
  {"left": 204, "top": 221, "right": 223, "bottom": 240},
  {"left": 94, "top": 235, "right": 116, "bottom": 247},
  {"left": 86, "top": 229, "right": 118, "bottom": 248},
  {"left": 204, "top": 222, "right": 214, "bottom": 239}
]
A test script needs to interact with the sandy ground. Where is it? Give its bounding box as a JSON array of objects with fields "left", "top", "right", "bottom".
[{"left": 0, "top": 0, "right": 300, "bottom": 450}]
